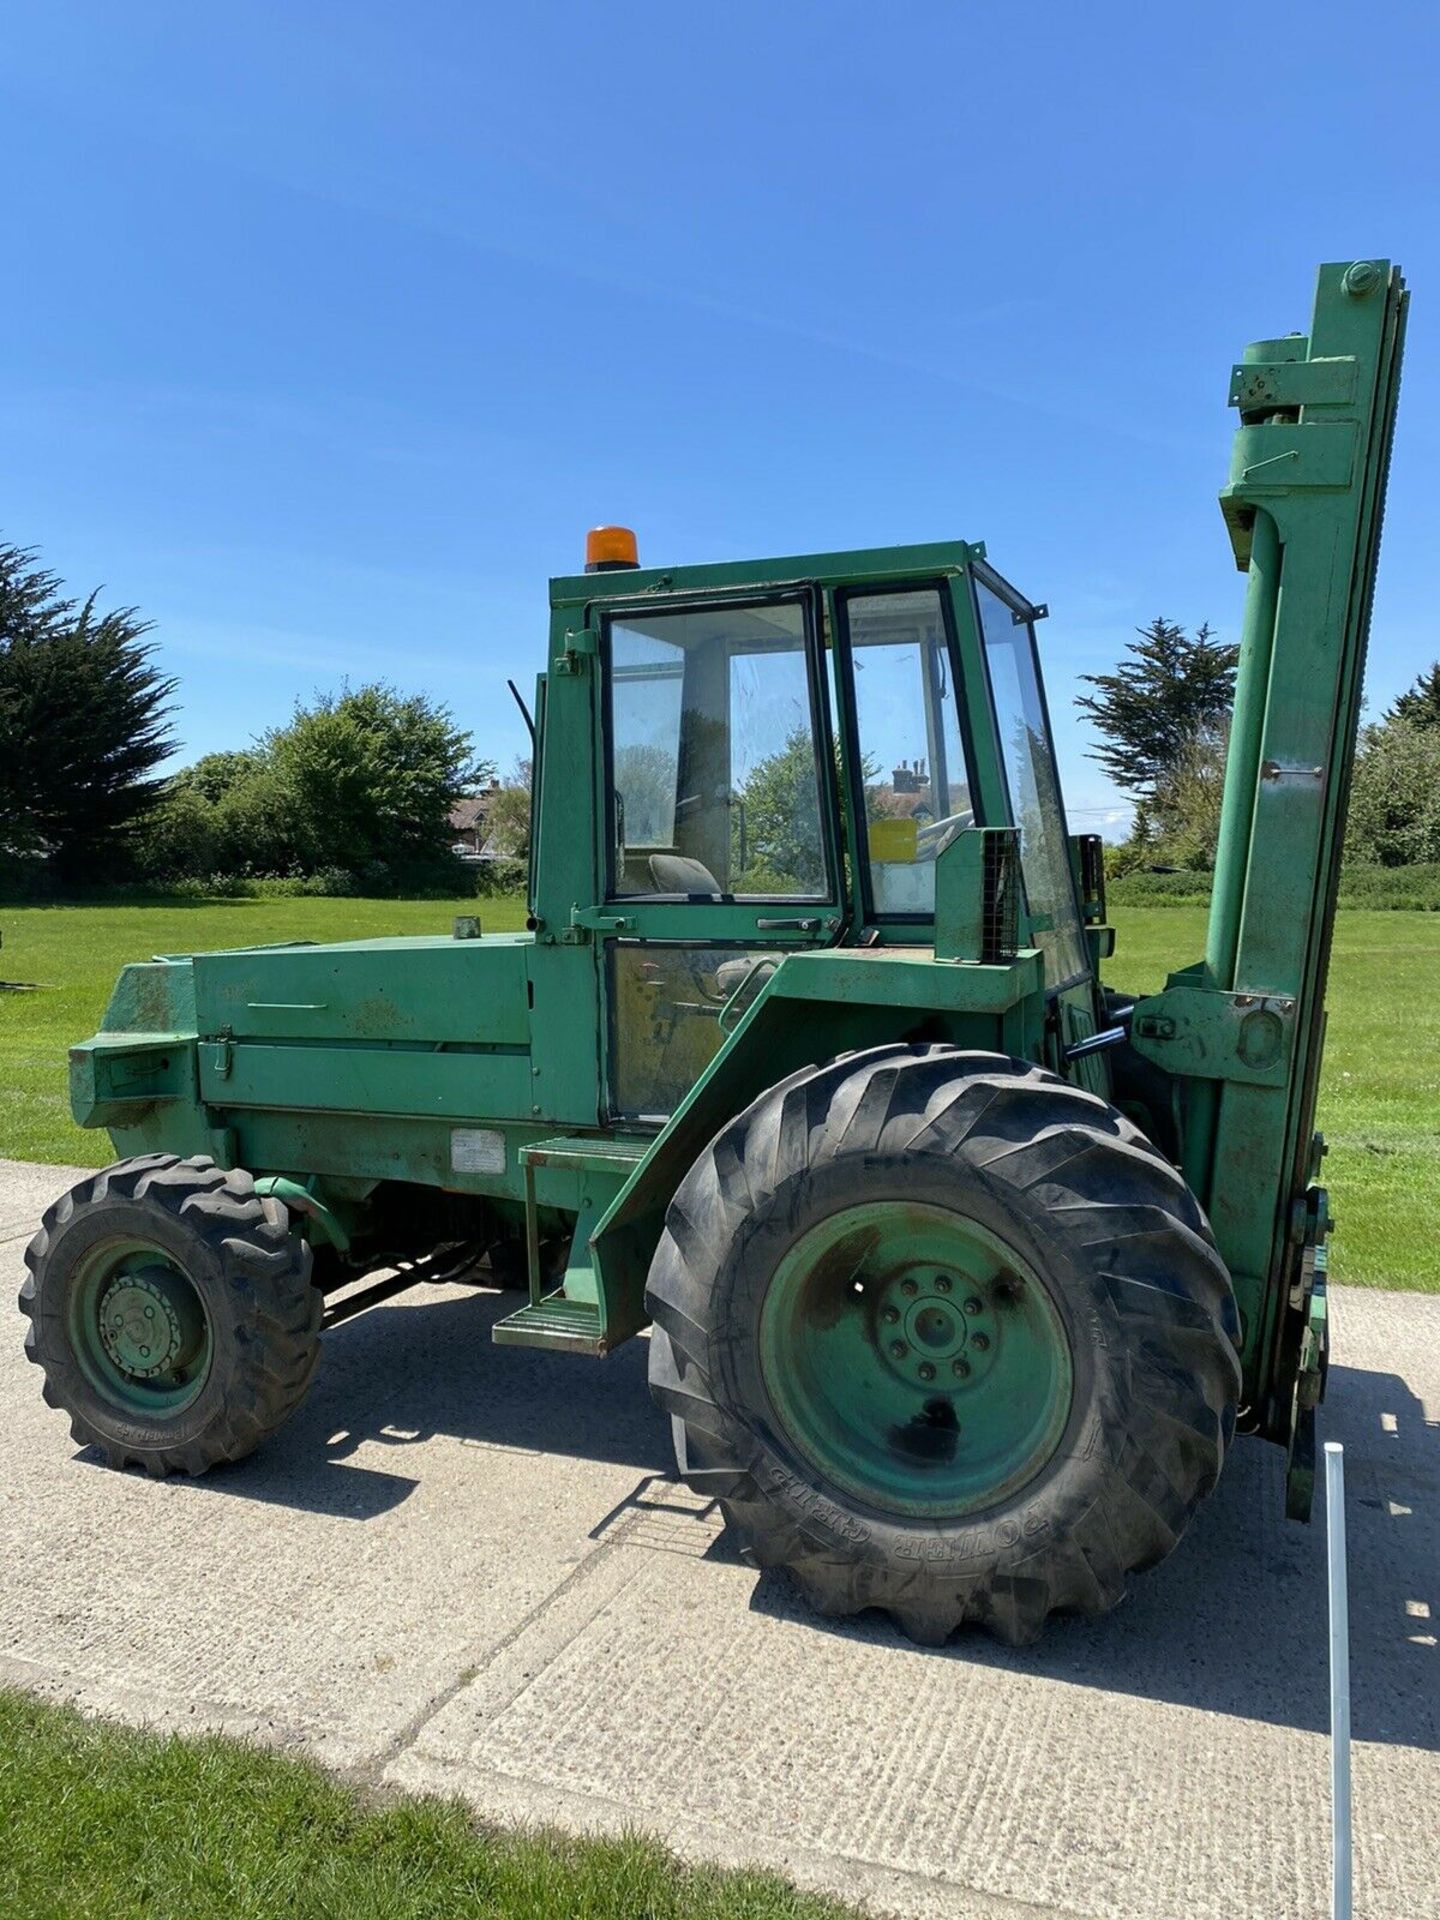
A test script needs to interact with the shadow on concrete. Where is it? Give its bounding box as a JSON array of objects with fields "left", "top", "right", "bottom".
[
  {"left": 310, "top": 1285, "right": 668, "bottom": 1471},
  {"left": 79, "top": 1443, "right": 421, "bottom": 1520},
  {"left": 97, "top": 1285, "right": 671, "bottom": 1522},
  {"left": 750, "top": 1359, "right": 1440, "bottom": 1751},
  {"left": 81, "top": 1282, "right": 675, "bottom": 1520}
]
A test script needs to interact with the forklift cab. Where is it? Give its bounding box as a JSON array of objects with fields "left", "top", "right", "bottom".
[{"left": 534, "top": 538, "right": 1092, "bottom": 1121}]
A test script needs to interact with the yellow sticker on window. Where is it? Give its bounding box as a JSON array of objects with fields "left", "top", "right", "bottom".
[{"left": 869, "top": 817, "right": 919, "bottom": 863}]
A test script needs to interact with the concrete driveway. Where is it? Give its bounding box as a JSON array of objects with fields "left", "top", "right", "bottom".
[{"left": 2, "top": 1157, "right": 1436, "bottom": 1920}]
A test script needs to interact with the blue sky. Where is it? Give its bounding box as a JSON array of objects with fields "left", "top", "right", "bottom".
[{"left": 5, "top": 1, "right": 1436, "bottom": 835}]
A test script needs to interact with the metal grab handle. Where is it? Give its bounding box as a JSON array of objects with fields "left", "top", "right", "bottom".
[
  {"left": 1064, "top": 1025, "right": 1128, "bottom": 1062},
  {"left": 754, "top": 917, "right": 820, "bottom": 932},
  {"left": 717, "top": 957, "right": 780, "bottom": 1035}
]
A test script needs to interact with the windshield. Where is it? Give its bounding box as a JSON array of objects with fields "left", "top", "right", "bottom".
[{"left": 973, "top": 575, "right": 1088, "bottom": 987}]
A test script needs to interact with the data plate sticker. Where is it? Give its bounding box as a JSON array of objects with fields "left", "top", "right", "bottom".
[{"left": 450, "top": 1127, "right": 506, "bottom": 1174}]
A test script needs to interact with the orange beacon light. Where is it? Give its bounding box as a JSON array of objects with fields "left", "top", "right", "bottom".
[{"left": 584, "top": 526, "right": 640, "bottom": 572}]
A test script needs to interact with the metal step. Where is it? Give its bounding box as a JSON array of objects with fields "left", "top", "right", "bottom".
[
  {"left": 492, "top": 1293, "right": 608, "bottom": 1355},
  {"left": 519, "top": 1134, "right": 652, "bottom": 1178},
  {"left": 500, "top": 1136, "right": 650, "bottom": 1354}
]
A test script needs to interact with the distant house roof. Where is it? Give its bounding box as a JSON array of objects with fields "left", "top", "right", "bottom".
[{"left": 448, "top": 788, "right": 497, "bottom": 833}]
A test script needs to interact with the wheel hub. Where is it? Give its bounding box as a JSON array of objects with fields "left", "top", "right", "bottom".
[
  {"left": 96, "top": 1267, "right": 206, "bottom": 1382},
  {"left": 760, "top": 1201, "right": 1073, "bottom": 1519},
  {"left": 877, "top": 1264, "right": 1003, "bottom": 1389}
]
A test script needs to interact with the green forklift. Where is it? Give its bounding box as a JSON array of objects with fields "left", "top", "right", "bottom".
[{"left": 21, "top": 260, "right": 1406, "bottom": 1643}]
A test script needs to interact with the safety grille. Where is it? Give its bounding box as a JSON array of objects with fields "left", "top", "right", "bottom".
[{"left": 982, "top": 831, "right": 1021, "bottom": 965}]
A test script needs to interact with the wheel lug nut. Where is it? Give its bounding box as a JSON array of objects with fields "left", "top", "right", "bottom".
[
  {"left": 972, "top": 1332, "right": 990, "bottom": 1351},
  {"left": 144, "top": 1306, "right": 155, "bottom": 1319},
  {"left": 883, "top": 1306, "right": 900, "bottom": 1324},
  {"left": 889, "top": 1340, "right": 908, "bottom": 1359},
  {"left": 965, "top": 1296, "right": 983, "bottom": 1315},
  {"left": 900, "top": 1279, "right": 918, "bottom": 1298},
  {"left": 952, "top": 1357, "right": 970, "bottom": 1378},
  {"left": 918, "top": 1362, "right": 936, "bottom": 1382},
  {"left": 934, "top": 1275, "right": 952, "bottom": 1293}
]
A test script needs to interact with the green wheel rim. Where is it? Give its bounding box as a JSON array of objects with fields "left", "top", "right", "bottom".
[
  {"left": 67, "top": 1236, "right": 213, "bottom": 1416},
  {"left": 758, "top": 1201, "right": 1073, "bottom": 1519}
]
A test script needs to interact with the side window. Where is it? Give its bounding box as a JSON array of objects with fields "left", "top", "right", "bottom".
[
  {"left": 973, "top": 579, "right": 1088, "bottom": 986},
  {"left": 607, "top": 600, "right": 830, "bottom": 900},
  {"left": 843, "top": 587, "right": 973, "bottom": 916}
]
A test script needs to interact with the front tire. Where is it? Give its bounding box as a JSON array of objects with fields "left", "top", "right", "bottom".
[
  {"left": 646, "top": 1045, "right": 1241, "bottom": 1646},
  {"left": 20, "top": 1155, "right": 321, "bottom": 1476}
]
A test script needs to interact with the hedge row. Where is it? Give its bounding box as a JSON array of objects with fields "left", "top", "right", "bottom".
[{"left": 1107, "top": 863, "right": 1440, "bottom": 911}]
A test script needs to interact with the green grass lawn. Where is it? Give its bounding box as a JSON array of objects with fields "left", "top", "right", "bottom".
[
  {"left": 1105, "top": 907, "right": 1440, "bottom": 1292},
  {"left": 1, "top": 897, "right": 1435, "bottom": 1289},
  {"left": 0, "top": 1688, "right": 855, "bottom": 1920}
]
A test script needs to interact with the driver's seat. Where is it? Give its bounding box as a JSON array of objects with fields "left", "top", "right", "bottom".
[{"left": 648, "top": 853, "right": 722, "bottom": 895}]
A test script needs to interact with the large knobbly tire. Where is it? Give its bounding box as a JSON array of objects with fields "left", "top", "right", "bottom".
[
  {"left": 646, "top": 1044, "right": 1241, "bottom": 1647},
  {"left": 20, "top": 1155, "right": 321, "bottom": 1476}
]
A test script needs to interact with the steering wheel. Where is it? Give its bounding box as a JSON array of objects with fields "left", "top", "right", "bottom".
[{"left": 914, "top": 805, "right": 975, "bottom": 858}]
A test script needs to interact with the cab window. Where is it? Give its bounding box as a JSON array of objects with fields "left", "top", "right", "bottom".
[
  {"left": 606, "top": 598, "right": 831, "bottom": 900},
  {"left": 841, "top": 586, "right": 973, "bottom": 916}
]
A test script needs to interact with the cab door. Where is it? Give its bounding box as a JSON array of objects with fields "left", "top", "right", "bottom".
[
  {"left": 593, "top": 587, "right": 842, "bottom": 1122},
  {"left": 829, "top": 577, "right": 992, "bottom": 932}
]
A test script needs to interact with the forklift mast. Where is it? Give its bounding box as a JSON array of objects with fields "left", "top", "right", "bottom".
[{"left": 1130, "top": 259, "right": 1408, "bottom": 1442}]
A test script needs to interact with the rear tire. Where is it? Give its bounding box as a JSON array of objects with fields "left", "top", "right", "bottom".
[
  {"left": 20, "top": 1155, "right": 320, "bottom": 1476},
  {"left": 646, "top": 1045, "right": 1240, "bottom": 1645}
]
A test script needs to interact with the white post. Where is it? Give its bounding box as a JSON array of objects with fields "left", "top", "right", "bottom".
[{"left": 1325, "top": 1440, "right": 1352, "bottom": 1920}]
